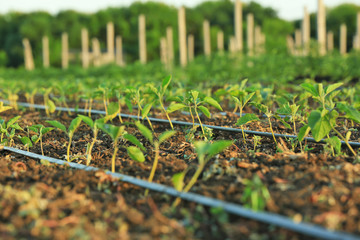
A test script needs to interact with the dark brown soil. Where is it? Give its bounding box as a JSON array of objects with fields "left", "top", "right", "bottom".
[{"left": 1, "top": 107, "right": 360, "bottom": 239}]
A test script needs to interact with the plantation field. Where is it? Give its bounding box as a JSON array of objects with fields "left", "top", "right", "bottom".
[{"left": 1, "top": 54, "right": 360, "bottom": 239}]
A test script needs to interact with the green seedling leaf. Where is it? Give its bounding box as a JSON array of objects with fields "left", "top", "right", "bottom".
[
  {"left": 105, "top": 102, "right": 120, "bottom": 122},
  {"left": 198, "top": 106, "right": 211, "bottom": 118},
  {"left": 231, "top": 96, "right": 241, "bottom": 106},
  {"left": 141, "top": 102, "right": 153, "bottom": 118},
  {"left": 301, "top": 83, "right": 319, "bottom": 97},
  {"left": 123, "top": 133, "right": 146, "bottom": 152},
  {"left": 308, "top": 110, "right": 338, "bottom": 142},
  {"left": 0, "top": 102, "right": 12, "bottom": 113},
  {"left": 172, "top": 171, "right": 186, "bottom": 191},
  {"left": 98, "top": 123, "right": 125, "bottom": 141},
  {"left": 325, "top": 83, "right": 343, "bottom": 96},
  {"left": 253, "top": 103, "right": 268, "bottom": 114},
  {"left": 337, "top": 103, "right": 360, "bottom": 123},
  {"left": 276, "top": 104, "right": 292, "bottom": 115},
  {"left": 326, "top": 136, "right": 341, "bottom": 154},
  {"left": 158, "top": 130, "right": 176, "bottom": 144},
  {"left": 297, "top": 124, "right": 311, "bottom": 142},
  {"left": 125, "top": 98, "right": 133, "bottom": 113},
  {"left": 31, "top": 135, "right": 39, "bottom": 143},
  {"left": 204, "top": 96, "right": 223, "bottom": 111},
  {"left": 41, "top": 127, "right": 54, "bottom": 135},
  {"left": 206, "top": 140, "right": 233, "bottom": 160},
  {"left": 161, "top": 75, "right": 172, "bottom": 92},
  {"left": 274, "top": 115, "right": 292, "bottom": 129},
  {"left": 7, "top": 116, "right": 21, "bottom": 129},
  {"left": 20, "top": 136, "right": 33, "bottom": 147},
  {"left": 191, "top": 90, "right": 199, "bottom": 101},
  {"left": 236, "top": 113, "right": 259, "bottom": 126},
  {"left": 135, "top": 121, "right": 153, "bottom": 144},
  {"left": 78, "top": 114, "right": 94, "bottom": 129},
  {"left": 46, "top": 99, "right": 56, "bottom": 113},
  {"left": 167, "top": 103, "right": 187, "bottom": 113},
  {"left": 46, "top": 120, "right": 67, "bottom": 133},
  {"left": 28, "top": 126, "right": 39, "bottom": 133},
  {"left": 127, "top": 146, "right": 145, "bottom": 162},
  {"left": 68, "top": 117, "right": 82, "bottom": 137},
  {"left": 11, "top": 123, "right": 23, "bottom": 131}
]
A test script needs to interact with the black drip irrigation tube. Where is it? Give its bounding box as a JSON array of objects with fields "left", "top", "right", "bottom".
[
  {"left": 1, "top": 145, "right": 359, "bottom": 240},
  {"left": 3, "top": 100, "right": 360, "bottom": 148}
]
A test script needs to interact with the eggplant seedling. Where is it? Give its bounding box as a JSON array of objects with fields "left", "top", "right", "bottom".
[
  {"left": 46, "top": 117, "right": 82, "bottom": 162},
  {"left": 27, "top": 124, "right": 54, "bottom": 155},
  {"left": 78, "top": 115, "right": 105, "bottom": 166},
  {"left": 172, "top": 140, "right": 232, "bottom": 207},
  {"left": 129, "top": 121, "right": 176, "bottom": 196},
  {"left": 0, "top": 116, "right": 22, "bottom": 147}
]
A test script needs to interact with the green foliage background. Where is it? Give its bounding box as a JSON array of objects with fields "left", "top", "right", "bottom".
[{"left": 0, "top": 0, "right": 359, "bottom": 68}]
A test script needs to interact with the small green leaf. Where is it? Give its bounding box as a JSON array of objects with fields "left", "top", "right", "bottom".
[
  {"left": 161, "top": 75, "right": 172, "bottom": 93},
  {"left": 46, "top": 99, "right": 56, "bottom": 113},
  {"left": 78, "top": 114, "right": 94, "bottom": 129},
  {"left": 20, "top": 136, "right": 33, "bottom": 147},
  {"left": 325, "top": 83, "right": 343, "bottom": 96},
  {"left": 198, "top": 106, "right": 211, "bottom": 118},
  {"left": 297, "top": 124, "right": 311, "bottom": 142},
  {"left": 236, "top": 113, "right": 259, "bottom": 126},
  {"left": 41, "top": 127, "right": 54, "bottom": 135},
  {"left": 326, "top": 136, "right": 341, "bottom": 154},
  {"left": 172, "top": 171, "right": 186, "bottom": 191},
  {"left": 11, "top": 123, "right": 23, "bottom": 131},
  {"left": 123, "top": 133, "right": 146, "bottom": 152},
  {"left": 141, "top": 102, "right": 153, "bottom": 118},
  {"left": 191, "top": 90, "right": 199, "bottom": 101},
  {"left": 98, "top": 123, "right": 125, "bottom": 141},
  {"left": 0, "top": 102, "right": 12, "bottom": 113},
  {"left": 167, "top": 103, "right": 187, "bottom": 113},
  {"left": 206, "top": 140, "right": 233, "bottom": 160},
  {"left": 337, "top": 103, "right": 360, "bottom": 123},
  {"left": 68, "top": 117, "right": 82, "bottom": 137},
  {"left": 135, "top": 121, "right": 153, "bottom": 144},
  {"left": 158, "top": 130, "right": 176, "bottom": 144},
  {"left": 127, "top": 146, "right": 145, "bottom": 162},
  {"left": 105, "top": 102, "right": 120, "bottom": 122},
  {"left": 204, "top": 96, "right": 223, "bottom": 111},
  {"left": 46, "top": 120, "right": 67, "bottom": 133},
  {"left": 31, "top": 135, "right": 39, "bottom": 143},
  {"left": 7, "top": 116, "right": 21, "bottom": 129},
  {"left": 301, "top": 83, "right": 319, "bottom": 97},
  {"left": 308, "top": 110, "right": 338, "bottom": 142}
]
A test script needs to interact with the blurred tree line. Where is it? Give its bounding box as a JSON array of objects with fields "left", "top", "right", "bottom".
[{"left": 0, "top": 0, "right": 359, "bottom": 68}]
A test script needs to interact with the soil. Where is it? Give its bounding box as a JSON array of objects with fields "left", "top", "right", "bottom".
[{"left": 1, "top": 105, "right": 360, "bottom": 239}]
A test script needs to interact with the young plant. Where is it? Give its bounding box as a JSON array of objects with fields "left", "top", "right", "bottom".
[
  {"left": 97, "top": 123, "right": 126, "bottom": 173},
  {"left": 129, "top": 121, "right": 176, "bottom": 196},
  {"left": 0, "top": 116, "right": 22, "bottom": 147},
  {"left": 46, "top": 117, "right": 82, "bottom": 162},
  {"left": 77, "top": 115, "right": 105, "bottom": 166},
  {"left": 236, "top": 113, "right": 259, "bottom": 144},
  {"left": 301, "top": 82, "right": 343, "bottom": 110},
  {"left": 172, "top": 140, "right": 232, "bottom": 207},
  {"left": 148, "top": 75, "right": 174, "bottom": 129},
  {"left": 167, "top": 90, "right": 222, "bottom": 140},
  {"left": 0, "top": 102, "right": 12, "bottom": 113},
  {"left": 41, "top": 87, "right": 56, "bottom": 117},
  {"left": 27, "top": 124, "right": 54, "bottom": 155},
  {"left": 241, "top": 174, "right": 271, "bottom": 211},
  {"left": 252, "top": 103, "right": 277, "bottom": 145}
]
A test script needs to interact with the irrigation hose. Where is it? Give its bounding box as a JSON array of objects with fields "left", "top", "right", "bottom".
[
  {"left": 1, "top": 145, "right": 359, "bottom": 240},
  {"left": 3, "top": 100, "right": 360, "bottom": 147}
]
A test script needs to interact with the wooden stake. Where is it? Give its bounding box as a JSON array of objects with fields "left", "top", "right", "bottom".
[
  {"left": 340, "top": 24, "right": 347, "bottom": 55},
  {"left": 203, "top": 20, "right": 211, "bottom": 57},
  {"left": 22, "top": 38, "right": 35, "bottom": 71},
  {"left": 327, "top": 31, "right": 334, "bottom": 51},
  {"left": 234, "top": 0, "right": 243, "bottom": 51},
  {"left": 115, "top": 36, "right": 124, "bottom": 66},
  {"left": 107, "top": 22, "right": 115, "bottom": 62},
  {"left": 92, "top": 38, "right": 101, "bottom": 67},
  {"left": 356, "top": 12, "right": 360, "bottom": 50},
  {"left": 81, "top": 28, "right": 89, "bottom": 69},
  {"left": 42, "top": 36, "right": 50, "bottom": 68},
  {"left": 166, "top": 27, "right": 174, "bottom": 64},
  {"left": 286, "top": 35, "right": 295, "bottom": 55},
  {"left": 61, "top": 32, "right": 69, "bottom": 69},
  {"left": 187, "top": 34, "right": 194, "bottom": 62},
  {"left": 302, "top": 6, "right": 310, "bottom": 55},
  {"left": 247, "top": 13, "right": 254, "bottom": 56},
  {"left": 255, "top": 26, "right": 262, "bottom": 55},
  {"left": 217, "top": 31, "right": 224, "bottom": 52},
  {"left": 229, "top": 36, "right": 236, "bottom": 54},
  {"left": 317, "top": 0, "right": 326, "bottom": 56},
  {"left": 178, "top": 7, "right": 187, "bottom": 67},
  {"left": 160, "top": 37, "right": 168, "bottom": 65},
  {"left": 295, "top": 29, "right": 302, "bottom": 56},
  {"left": 139, "top": 15, "right": 147, "bottom": 64}
]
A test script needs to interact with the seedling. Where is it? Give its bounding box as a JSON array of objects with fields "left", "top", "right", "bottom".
[
  {"left": 0, "top": 102, "right": 12, "bottom": 113},
  {"left": 0, "top": 116, "right": 22, "bottom": 147},
  {"left": 241, "top": 174, "right": 271, "bottom": 211},
  {"left": 46, "top": 117, "right": 82, "bottom": 162},
  {"left": 41, "top": 87, "right": 56, "bottom": 117},
  {"left": 172, "top": 140, "right": 232, "bottom": 207},
  {"left": 301, "top": 82, "right": 343, "bottom": 110},
  {"left": 129, "top": 121, "right": 176, "bottom": 196},
  {"left": 97, "top": 123, "right": 126, "bottom": 172},
  {"left": 148, "top": 75, "right": 174, "bottom": 129},
  {"left": 27, "top": 124, "right": 54, "bottom": 155},
  {"left": 77, "top": 115, "right": 105, "bottom": 166},
  {"left": 252, "top": 103, "right": 277, "bottom": 145},
  {"left": 24, "top": 88, "right": 37, "bottom": 111},
  {"left": 167, "top": 90, "right": 222, "bottom": 140},
  {"left": 253, "top": 135, "right": 262, "bottom": 152}
]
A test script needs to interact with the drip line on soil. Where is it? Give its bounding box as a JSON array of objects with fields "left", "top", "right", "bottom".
[
  {"left": 4, "top": 100, "right": 360, "bottom": 147},
  {"left": 1, "top": 145, "right": 359, "bottom": 240}
]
